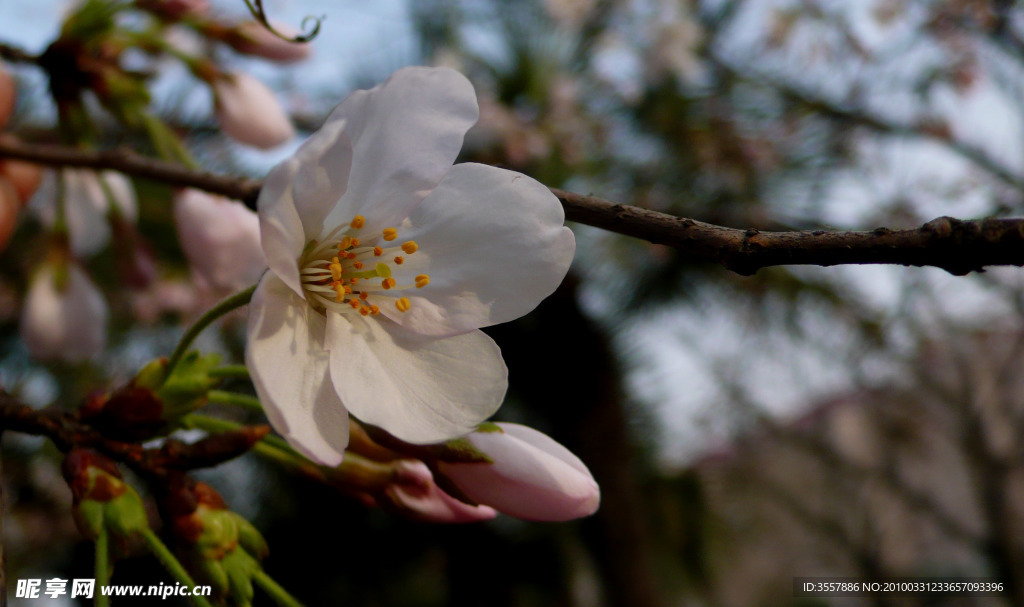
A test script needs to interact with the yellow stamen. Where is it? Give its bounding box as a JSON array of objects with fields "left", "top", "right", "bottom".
[
  {"left": 401, "top": 241, "right": 418, "bottom": 254},
  {"left": 338, "top": 236, "right": 353, "bottom": 250},
  {"left": 396, "top": 297, "right": 411, "bottom": 312},
  {"left": 382, "top": 228, "right": 398, "bottom": 241},
  {"left": 330, "top": 260, "right": 342, "bottom": 282},
  {"left": 370, "top": 305, "right": 380, "bottom": 315},
  {"left": 382, "top": 278, "right": 396, "bottom": 290},
  {"left": 350, "top": 215, "right": 365, "bottom": 229},
  {"left": 351, "top": 238, "right": 360, "bottom": 247},
  {"left": 414, "top": 274, "right": 430, "bottom": 289}
]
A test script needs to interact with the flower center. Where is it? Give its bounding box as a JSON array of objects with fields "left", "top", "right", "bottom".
[{"left": 298, "top": 215, "right": 428, "bottom": 317}]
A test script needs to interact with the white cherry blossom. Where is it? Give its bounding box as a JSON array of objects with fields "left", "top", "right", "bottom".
[{"left": 246, "top": 67, "right": 575, "bottom": 466}]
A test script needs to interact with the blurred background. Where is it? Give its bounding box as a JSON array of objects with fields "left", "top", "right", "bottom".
[{"left": 3, "top": 0, "right": 1024, "bottom": 605}]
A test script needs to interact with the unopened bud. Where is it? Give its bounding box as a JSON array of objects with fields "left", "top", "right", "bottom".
[
  {"left": 20, "top": 258, "right": 107, "bottom": 363},
  {"left": 0, "top": 158, "right": 43, "bottom": 203},
  {"left": 166, "top": 479, "right": 267, "bottom": 604},
  {"left": 384, "top": 460, "right": 496, "bottom": 523},
  {"left": 225, "top": 21, "right": 312, "bottom": 63},
  {"left": 436, "top": 423, "right": 600, "bottom": 522},
  {"left": 81, "top": 352, "right": 222, "bottom": 441},
  {"left": 212, "top": 72, "right": 294, "bottom": 149},
  {"left": 61, "top": 449, "right": 150, "bottom": 547}
]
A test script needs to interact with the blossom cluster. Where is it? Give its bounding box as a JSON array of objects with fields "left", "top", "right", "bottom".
[{"left": 4, "top": 2, "right": 599, "bottom": 528}]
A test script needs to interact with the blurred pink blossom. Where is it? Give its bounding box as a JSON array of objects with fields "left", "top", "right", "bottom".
[
  {"left": 437, "top": 423, "right": 600, "bottom": 522},
  {"left": 1, "top": 159, "right": 43, "bottom": 204},
  {"left": 21, "top": 260, "right": 107, "bottom": 362},
  {"left": 173, "top": 188, "right": 265, "bottom": 293},
  {"left": 213, "top": 72, "right": 294, "bottom": 149},
  {"left": 30, "top": 169, "right": 137, "bottom": 257}
]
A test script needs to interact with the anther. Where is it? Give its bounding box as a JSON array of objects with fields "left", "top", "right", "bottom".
[
  {"left": 373, "top": 247, "right": 383, "bottom": 256},
  {"left": 382, "top": 228, "right": 398, "bottom": 241},
  {"left": 360, "top": 306, "right": 370, "bottom": 316},
  {"left": 415, "top": 274, "right": 430, "bottom": 288},
  {"left": 338, "top": 236, "right": 352, "bottom": 250},
  {"left": 349, "top": 299, "right": 361, "bottom": 309},
  {"left": 350, "top": 215, "right": 365, "bottom": 229},
  {"left": 396, "top": 297, "right": 411, "bottom": 312},
  {"left": 401, "top": 241, "right": 418, "bottom": 254},
  {"left": 394, "top": 256, "right": 404, "bottom": 265},
  {"left": 359, "top": 292, "right": 368, "bottom": 300},
  {"left": 370, "top": 305, "right": 380, "bottom": 315},
  {"left": 353, "top": 261, "right": 364, "bottom": 269},
  {"left": 382, "top": 278, "right": 396, "bottom": 290},
  {"left": 346, "top": 252, "right": 357, "bottom": 260},
  {"left": 351, "top": 238, "right": 360, "bottom": 247}
]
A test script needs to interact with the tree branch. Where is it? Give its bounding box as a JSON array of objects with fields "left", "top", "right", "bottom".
[
  {"left": 0, "top": 391, "right": 268, "bottom": 478},
  {"left": 0, "top": 42, "right": 39, "bottom": 65},
  {"left": 2, "top": 137, "right": 1023, "bottom": 276}
]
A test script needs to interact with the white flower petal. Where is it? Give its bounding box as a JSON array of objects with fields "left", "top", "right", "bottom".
[
  {"left": 64, "top": 170, "right": 111, "bottom": 257},
  {"left": 321, "top": 66, "right": 479, "bottom": 235},
  {"left": 326, "top": 315, "right": 507, "bottom": 444},
  {"left": 21, "top": 262, "right": 107, "bottom": 362},
  {"left": 246, "top": 274, "right": 349, "bottom": 465},
  {"left": 257, "top": 158, "right": 305, "bottom": 297},
  {"left": 99, "top": 171, "right": 137, "bottom": 224},
  {"left": 289, "top": 120, "right": 353, "bottom": 239},
  {"left": 381, "top": 163, "right": 575, "bottom": 336}
]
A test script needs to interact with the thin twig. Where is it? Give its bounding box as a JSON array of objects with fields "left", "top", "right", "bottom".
[{"left": 2, "top": 138, "right": 1024, "bottom": 276}]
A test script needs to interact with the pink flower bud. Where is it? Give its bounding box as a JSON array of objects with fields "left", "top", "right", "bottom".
[
  {"left": 228, "top": 21, "right": 312, "bottom": 63},
  {"left": 437, "top": 423, "right": 600, "bottom": 522},
  {"left": 21, "top": 259, "right": 108, "bottom": 362},
  {"left": 386, "top": 460, "right": 497, "bottom": 523},
  {"left": 0, "top": 61, "right": 15, "bottom": 131},
  {"left": 212, "top": 72, "right": 294, "bottom": 149},
  {"left": 173, "top": 188, "right": 266, "bottom": 293}
]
